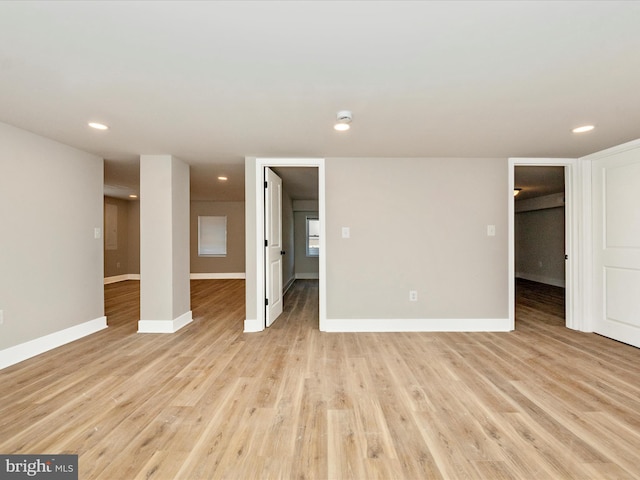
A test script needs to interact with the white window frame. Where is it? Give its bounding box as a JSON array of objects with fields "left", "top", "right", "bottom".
[
  {"left": 198, "top": 215, "right": 227, "bottom": 257},
  {"left": 306, "top": 216, "right": 319, "bottom": 257}
]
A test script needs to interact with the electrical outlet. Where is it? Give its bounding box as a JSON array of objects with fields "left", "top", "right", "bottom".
[{"left": 409, "top": 290, "right": 418, "bottom": 302}]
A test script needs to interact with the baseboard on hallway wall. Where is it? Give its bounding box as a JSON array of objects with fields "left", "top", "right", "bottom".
[
  {"left": 104, "top": 273, "right": 246, "bottom": 284},
  {"left": 189, "top": 273, "right": 246, "bottom": 280},
  {"left": 295, "top": 273, "right": 319, "bottom": 280},
  {"left": 0, "top": 316, "right": 108, "bottom": 370},
  {"left": 283, "top": 274, "right": 319, "bottom": 295},
  {"left": 515, "top": 273, "right": 565, "bottom": 288},
  {"left": 104, "top": 274, "right": 140, "bottom": 284}
]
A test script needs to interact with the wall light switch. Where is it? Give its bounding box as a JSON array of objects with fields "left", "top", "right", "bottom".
[
  {"left": 487, "top": 225, "right": 496, "bottom": 236},
  {"left": 342, "top": 227, "right": 350, "bottom": 239},
  {"left": 94, "top": 227, "right": 102, "bottom": 239}
]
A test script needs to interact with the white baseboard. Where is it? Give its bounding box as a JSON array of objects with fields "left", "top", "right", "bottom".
[
  {"left": 190, "top": 273, "right": 246, "bottom": 280},
  {"left": 283, "top": 276, "right": 296, "bottom": 295},
  {"left": 0, "top": 316, "right": 108, "bottom": 370},
  {"left": 295, "top": 273, "right": 319, "bottom": 280},
  {"left": 104, "top": 274, "right": 140, "bottom": 284},
  {"left": 138, "top": 310, "right": 193, "bottom": 333},
  {"left": 516, "top": 273, "right": 565, "bottom": 288},
  {"left": 244, "top": 318, "right": 263, "bottom": 333},
  {"left": 321, "top": 317, "right": 512, "bottom": 333},
  {"left": 105, "top": 273, "right": 246, "bottom": 284}
]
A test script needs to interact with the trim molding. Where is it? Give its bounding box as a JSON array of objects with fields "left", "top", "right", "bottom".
[
  {"left": 0, "top": 316, "right": 108, "bottom": 370},
  {"left": 508, "top": 157, "right": 578, "bottom": 331},
  {"left": 322, "top": 317, "right": 512, "bottom": 333},
  {"left": 253, "top": 158, "right": 326, "bottom": 333},
  {"left": 516, "top": 273, "right": 565, "bottom": 288},
  {"left": 296, "top": 273, "right": 319, "bottom": 280},
  {"left": 283, "top": 277, "right": 296, "bottom": 295},
  {"left": 138, "top": 311, "right": 193, "bottom": 333},
  {"left": 106, "top": 273, "right": 246, "bottom": 284},
  {"left": 190, "top": 273, "right": 246, "bottom": 280},
  {"left": 244, "top": 318, "right": 263, "bottom": 333},
  {"left": 104, "top": 274, "right": 140, "bottom": 284}
]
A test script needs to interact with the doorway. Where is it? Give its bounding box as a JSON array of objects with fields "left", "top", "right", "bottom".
[
  {"left": 246, "top": 158, "right": 326, "bottom": 333},
  {"left": 514, "top": 166, "right": 566, "bottom": 326},
  {"left": 508, "top": 158, "right": 578, "bottom": 330},
  {"left": 270, "top": 166, "right": 320, "bottom": 327}
]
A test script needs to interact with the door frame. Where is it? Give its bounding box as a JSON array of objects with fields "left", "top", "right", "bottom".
[
  {"left": 253, "top": 158, "right": 326, "bottom": 331},
  {"left": 508, "top": 157, "right": 583, "bottom": 331}
]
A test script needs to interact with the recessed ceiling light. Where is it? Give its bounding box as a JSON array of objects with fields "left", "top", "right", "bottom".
[
  {"left": 129, "top": 194, "right": 138, "bottom": 199},
  {"left": 572, "top": 125, "right": 595, "bottom": 133},
  {"left": 218, "top": 176, "right": 228, "bottom": 181},
  {"left": 88, "top": 122, "right": 109, "bottom": 130}
]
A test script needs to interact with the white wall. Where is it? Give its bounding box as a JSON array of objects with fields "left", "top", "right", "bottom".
[{"left": 0, "top": 122, "right": 105, "bottom": 355}]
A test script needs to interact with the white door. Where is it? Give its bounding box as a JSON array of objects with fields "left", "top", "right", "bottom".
[
  {"left": 592, "top": 147, "right": 640, "bottom": 347},
  {"left": 265, "top": 167, "right": 283, "bottom": 327}
]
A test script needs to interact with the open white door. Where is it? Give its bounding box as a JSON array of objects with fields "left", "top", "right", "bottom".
[
  {"left": 265, "top": 167, "right": 283, "bottom": 327},
  {"left": 591, "top": 146, "right": 640, "bottom": 348}
]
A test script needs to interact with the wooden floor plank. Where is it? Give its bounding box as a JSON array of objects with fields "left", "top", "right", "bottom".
[{"left": 1, "top": 278, "right": 640, "bottom": 478}]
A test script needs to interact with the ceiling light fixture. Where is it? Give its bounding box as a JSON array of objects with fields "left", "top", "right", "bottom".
[
  {"left": 514, "top": 188, "right": 522, "bottom": 196},
  {"left": 218, "top": 176, "right": 228, "bottom": 181},
  {"left": 88, "top": 122, "right": 109, "bottom": 130},
  {"left": 572, "top": 125, "right": 595, "bottom": 133},
  {"left": 334, "top": 110, "right": 352, "bottom": 131},
  {"left": 129, "top": 194, "right": 138, "bottom": 199}
]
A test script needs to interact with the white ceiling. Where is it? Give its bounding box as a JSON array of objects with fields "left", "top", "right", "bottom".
[{"left": 1, "top": 1, "right": 639, "bottom": 201}]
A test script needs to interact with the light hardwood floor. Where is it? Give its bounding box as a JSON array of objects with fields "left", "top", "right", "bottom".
[{"left": 1, "top": 279, "right": 640, "bottom": 479}]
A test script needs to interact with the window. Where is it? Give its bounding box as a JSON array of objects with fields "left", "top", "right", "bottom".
[
  {"left": 198, "top": 216, "right": 227, "bottom": 256},
  {"left": 306, "top": 217, "right": 319, "bottom": 257}
]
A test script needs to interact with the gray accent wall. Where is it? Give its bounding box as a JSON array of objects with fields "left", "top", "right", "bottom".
[
  {"left": 325, "top": 157, "right": 508, "bottom": 321},
  {"left": 128, "top": 200, "right": 140, "bottom": 275},
  {"left": 0, "top": 122, "right": 104, "bottom": 350},
  {"left": 190, "top": 201, "right": 246, "bottom": 274},
  {"left": 245, "top": 156, "right": 509, "bottom": 326},
  {"left": 282, "top": 189, "right": 295, "bottom": 289},
  {"left": 515, "top": 207, "right": 565, "bottom": 287},
  {"left": 104, "top": 196, "right": 132, "bottom": 278}
]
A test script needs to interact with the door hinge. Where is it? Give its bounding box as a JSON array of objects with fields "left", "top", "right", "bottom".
[
  {"left": 264, "top": 181, "right": 268, "bottom": 188},
  {"left": 265, "top": 298, "right": 269, "bottom": 306},
  {"left": 265, "top": 240, "right": 268, "bottom": 247}
]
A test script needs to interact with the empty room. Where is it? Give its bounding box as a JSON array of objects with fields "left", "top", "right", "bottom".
[{"left": 2, "top": 1, "right": 640, "bottom": 479}]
